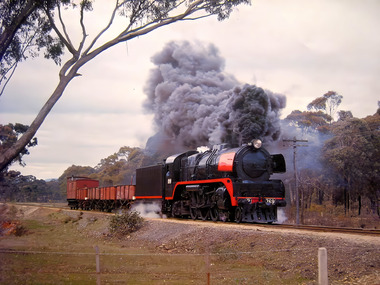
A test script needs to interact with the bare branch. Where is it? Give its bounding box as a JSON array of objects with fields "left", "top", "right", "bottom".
[
  {"left": 83, "top": 0, "right": 123, "bottom": 55},
  {"left": 118, "top": 0, "right": 204, "bottom": 40},
  {"left": 77, "top": 2, "right": 88, "bottom": 55},
  {"left": 0, "top": 27, "right": 39, "bottom": 96},
  {"left": 0, "top": 62, "right": 18, "bottom": 96},
  {"left": 57, "top": 4, "right": 74, "bottom": 48},
  {"left": 45, "top": 8, "right": 77, "bottom": 56}
]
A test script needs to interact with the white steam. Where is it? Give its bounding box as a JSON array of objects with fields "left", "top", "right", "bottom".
[
  {"left": 131, "top": 202, "right": 161, "bottom": 218},
  {"left": 276, "top": 208, "right": 288, "bottom": 224}
]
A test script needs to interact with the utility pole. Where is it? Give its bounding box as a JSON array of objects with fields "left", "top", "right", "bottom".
[{"left": 283, "top": 137, "right": 308, "bottom": 225}]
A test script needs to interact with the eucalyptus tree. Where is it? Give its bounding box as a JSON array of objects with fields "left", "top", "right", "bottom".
[
  {"left": 322, "top": 115, "right": 380, "bottom": 215},
  {"left": 307, "top": 90, "right": 343, "bottom": 123},
  {"left": 0, "top": 123, "right": 37, "bottom": 169},
  {"left": 0, "top": 0, "right": 250, "bottom": 173},
  {"left": 0, "top": 0, "right": 64, "bottom": 95}
]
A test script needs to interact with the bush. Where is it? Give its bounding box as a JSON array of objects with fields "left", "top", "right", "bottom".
[{"left": 109, "top": 211, "right": 144, "bottom": 237}]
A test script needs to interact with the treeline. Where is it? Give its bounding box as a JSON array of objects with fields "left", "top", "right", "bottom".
[
  {"left": 0, "top": 171, "right": 61, "bottom": 202},
  {"left": 0, "top": 147, "right": 162, "bottom": 202},
  {"left": 56, "top": 147, "right": 165, "bottom": 199},
  {"left": 277, "top": 97, "right": 380, "bottom": 219},
  {"left": 1, "top": 96, "right": 379, "bottom": 218}
]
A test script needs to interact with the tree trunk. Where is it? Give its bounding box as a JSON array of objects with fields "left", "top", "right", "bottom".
[
  {"left": 358, "top": 195, "right": 361, "bottom": 216},
  {"left": 318, "top": 188, "right": 323, "bottom": 205},
  {"left": 344, "top": 187, "right": 347, "bottom": 216},
  {"left": 300, "top": 186, "right": 305, "bottom": 224},
  {"left": 0, "top": 0, "right": 37, "bottom": 61},
  {"left": 0, "top": 75, "right": 74, "bottom": 172}
]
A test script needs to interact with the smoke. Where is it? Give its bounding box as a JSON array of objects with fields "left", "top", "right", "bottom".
[
  {"left": 276, "top": 208, "right": 287, "bottom": 224},
  {"left": 131, "top": 202, "right": 161, "bottom": 218},
  {"left": 144, "top": 41, "right": 286, "bottom": 153}
]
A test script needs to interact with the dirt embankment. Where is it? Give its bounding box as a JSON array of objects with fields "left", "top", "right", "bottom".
[
  {"left": 125, "top": 218, "right": 380, "bottom": 283},
  {"left": 1, "top": 204, "right": 380, "bottom": 284}
]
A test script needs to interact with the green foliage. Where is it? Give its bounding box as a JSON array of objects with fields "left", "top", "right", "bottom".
[
  {"left": 307, "top": 90, "right": 343, "bottom": 121},
  {"left": 58, "top": 165, "right": 97, "bottom": 197},
  {"left": 108, "top": 211, "right": 144, "bottom": 237},
  {"left": 0, "top": 0, "right": 250, "bottom": 173},
  {"left": 322, "top": 115, "right": 380, "bottom": 200},
  {"left": 285, "top": 110, "right": 331, "bottom": 133},
  {"left": 0, "top": 0, "right": 64, "bottom": 94},
  {"left": 0, "top": 171, "right": 63, "bottom": 202},
  {"left": 59, "top": 146, "right": 158, "bottom": 189},
  {"left": 282, "top": 93, "right": 379, "bottom": 217},
  {"left": 0, "top": 123, "right": 37, "bottom": 168}
]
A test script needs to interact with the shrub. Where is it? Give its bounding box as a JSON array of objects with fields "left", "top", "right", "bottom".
[
  {"left": 109, "top": 211, "right": 144, "bottom": 237},
  {"left": 62, "top": 212, "right": 83, "bottom": 224},
  {"left": 14, "top": 224, "right": 28, "bottom": 236}
]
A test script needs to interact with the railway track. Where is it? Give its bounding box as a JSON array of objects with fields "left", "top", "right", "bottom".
[
  {"left": 11, "top": 203, "right": 380, "bottom": 236},
  {"left": 253, "top": 223, "right": 380, "bottom": 236}
]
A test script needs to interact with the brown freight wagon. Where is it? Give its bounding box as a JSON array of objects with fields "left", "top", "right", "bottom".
[
  {"left": 125, "top": 185, "right": 136, "bottom": 200},
  {"left": 116, "top": 186, "right": 123, "bottom": 200},
  {"left": 95, "top": 187, "right": 100, "bottom": 200},
  {"left": 110, "top": 186, "right": 116, "bottom": 200},
  {"left": 67, "top": 177, "right": 99, "bottom": 209}
]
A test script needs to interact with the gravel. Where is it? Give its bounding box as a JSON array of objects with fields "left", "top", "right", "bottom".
[{"left": 124, "top": 218, "right": 380, "bottom": 284}]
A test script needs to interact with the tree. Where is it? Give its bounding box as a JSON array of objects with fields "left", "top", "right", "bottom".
[
  {"left": 57, "top": 164, "right": 96, "bottom": 197},
  {"left": 0, "top": 123, "right": 37, "bottom": 169},
  {"left": 0, "top": 0, "right": 64, "bottom": 95},
  {"left": 94, "top": 146, "right": 155, "bottom": 186},
  {"left": 322, "top": 115, "right": 380, "bottom": 216},
  {"left": 0, "top": 0, "right": 250, "bottom": 173},
  {"left": 0, "top": 171, "right": 61, "bottom": 202},
  {"left": 284, "top": 110, "right": 331, "bottom": 134},
  {"left": 57, "top": 146, "right": 156, "bottom": 194},
  {"left": 307, "top": 91, "right": 343, "bottom": 123},
  {"left": 337, "top": 110, "right": 353, "bottom": 121}
]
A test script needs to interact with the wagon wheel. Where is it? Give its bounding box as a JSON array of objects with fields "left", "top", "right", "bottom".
[
  {"left": 235, "top": 206, "right": 243, "bottom": 223},
  {"left": 210, "top": 206, "right": 219, "bottom": 222},
  {"left": 190, "top": 207, "right": 198, "bottom": 220}
]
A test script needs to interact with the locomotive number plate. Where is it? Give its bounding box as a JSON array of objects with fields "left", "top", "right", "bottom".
[{"left": 266, "top": 198, "right": 276, "bottom": 205}]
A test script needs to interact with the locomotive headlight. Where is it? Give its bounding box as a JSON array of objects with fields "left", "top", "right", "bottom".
[{"left": 252, "top": 139, "right": 262, "bottom": 149}]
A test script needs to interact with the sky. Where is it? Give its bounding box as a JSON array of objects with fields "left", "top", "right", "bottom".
[{"left": 1, "top": 0, "right": 379, "bottom": 179}]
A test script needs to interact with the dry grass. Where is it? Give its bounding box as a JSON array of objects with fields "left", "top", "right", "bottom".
[
  {"left": 1, "top": 203, "right": 379, "bottom": 284},
  {"left": 0, "top": 204, "right": 310, "bottom": 284},
  {"left": 285, "top": 203, "right": 380, "bottom": 229}
]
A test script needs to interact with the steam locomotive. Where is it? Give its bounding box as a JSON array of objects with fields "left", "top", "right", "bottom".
[{"left": 67, "top": 139, "right": 286, "bottom": 223}]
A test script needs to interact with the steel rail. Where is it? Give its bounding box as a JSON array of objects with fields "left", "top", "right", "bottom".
[{"left": 254, "top": 223, "right": 380, "bottom": 236}]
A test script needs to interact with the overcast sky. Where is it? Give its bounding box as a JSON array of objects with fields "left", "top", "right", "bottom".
[{"left": 1, "top": 0, "right": 379, "bottom": 179}]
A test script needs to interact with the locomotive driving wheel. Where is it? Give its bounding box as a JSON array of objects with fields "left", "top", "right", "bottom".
[
  {"left": 199, "top": 207, "right": 209, "bottom": 220},
  {"left": 235, "top": 206, "right": 243, "bottom": 223},
  {"left": 190, "top": 207, "right": 198, "bottom": 220},
  {"left": 210, "top": 206, "right": 219, "bottom": 222}
]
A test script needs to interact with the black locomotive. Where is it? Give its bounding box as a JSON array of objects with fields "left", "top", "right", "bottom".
[{"left": 135, "top": 139, "right": 286, "bottom": 223}]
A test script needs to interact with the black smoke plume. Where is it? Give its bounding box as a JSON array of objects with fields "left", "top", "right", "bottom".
[{"left": 144, "top": 41, "right": 286, "bottom": 154}]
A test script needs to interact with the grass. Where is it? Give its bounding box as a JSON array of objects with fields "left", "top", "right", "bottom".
[
  {"left": 0, "top": 204, "right": 310, "bottom": 284},
  {"left": 285, "top": 203, "right": 380, "bottom": 229}
]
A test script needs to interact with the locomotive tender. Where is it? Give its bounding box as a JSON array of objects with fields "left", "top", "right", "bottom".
[{"left": 67, "top": 139, "right": 286, "bottom": 223}]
